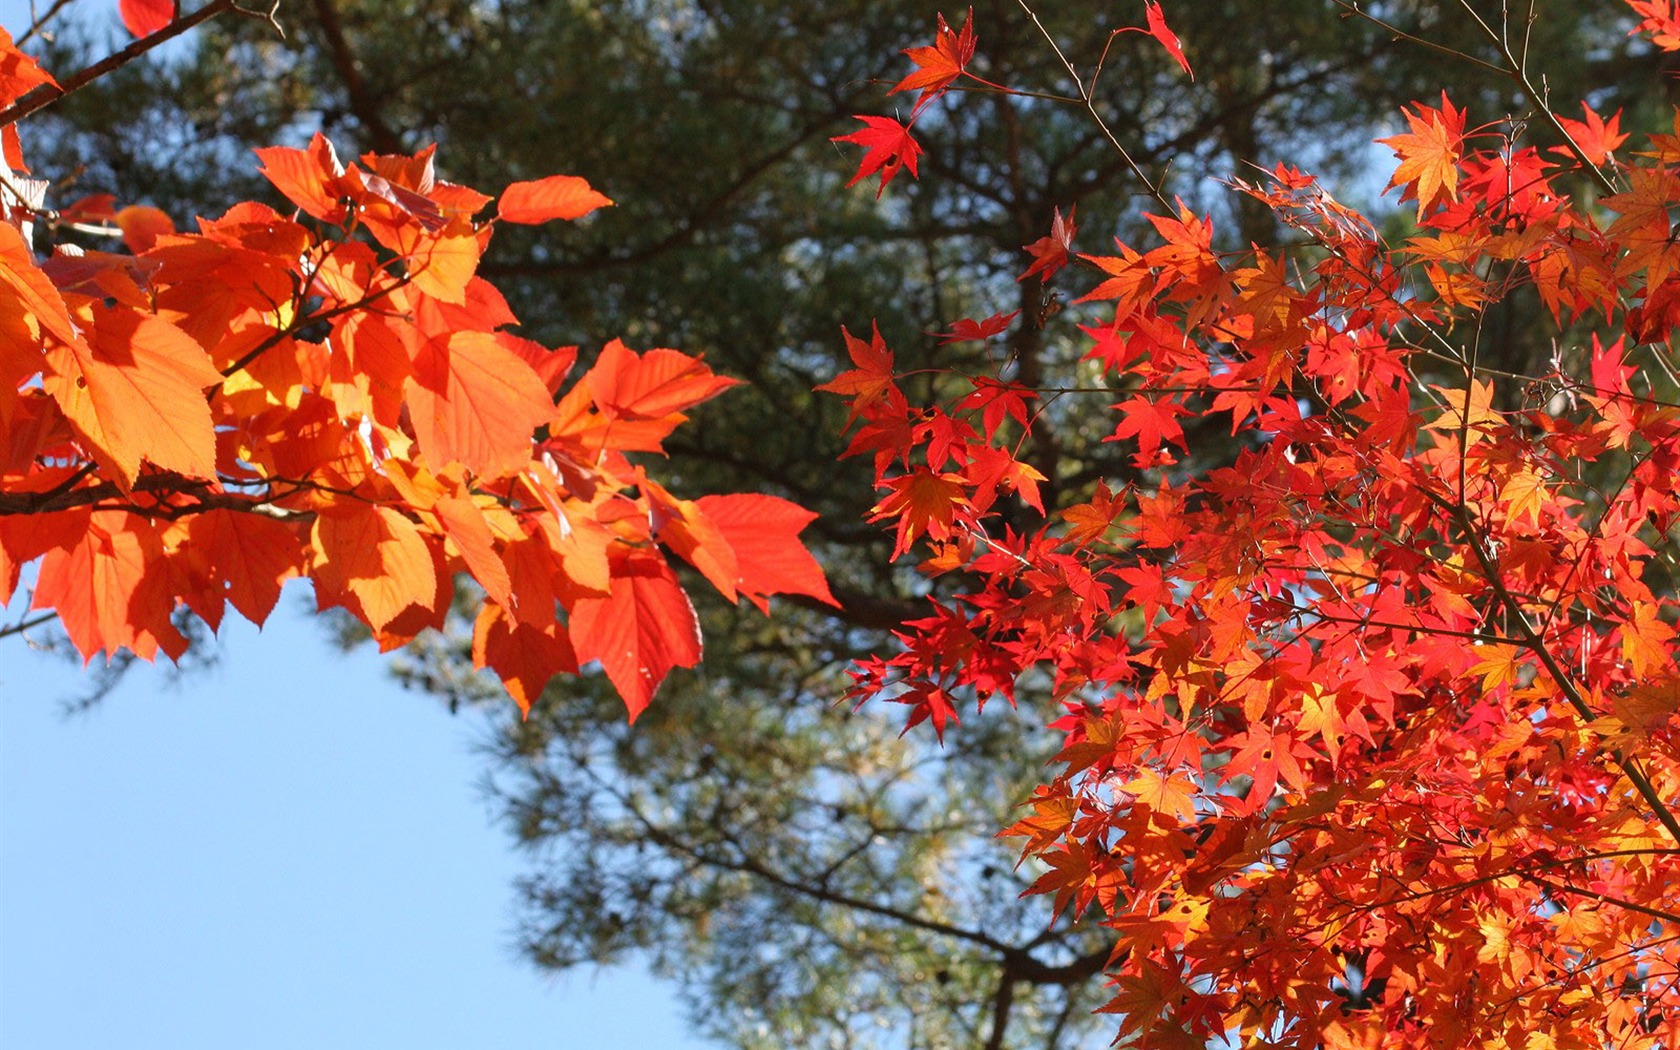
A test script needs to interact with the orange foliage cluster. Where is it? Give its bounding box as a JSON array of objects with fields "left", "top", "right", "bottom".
[{"left": 0, "top": 14, "right": 831, "bottom": 720}]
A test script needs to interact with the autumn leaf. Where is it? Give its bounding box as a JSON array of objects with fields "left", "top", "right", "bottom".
[
  {"left": 43, "top": 304, "right": 222, "bottom": 488},
  {"left": 891, "top": 8, "right": 976, "bottom": 113},
  {"left": 934, "top": 310, "right": 1018, "bottom": 344},
  {"left": 433, "top": 496, "right": 515, "bottom": 610},
  {"left": 569, "top": 549, "right": 703, "bottom": 721},
  {"left": 832, "top": 115, "right": 923, "bottom": 199},
  {"left": 114, "top": 204, "right": 174, "bottom": 254},
  {"left": 1555, "top": 102, "right": 1627, "bottom": 167},
  {"left": 0, "top": 28, "right": 56, "bottom": 107},
  {"left": 695, "top": 493, "right": 837, "bottom": 611},
  {"left": 120, "top": 0, "right": 174, "bottom": 38},
  {"left": 1116, "top": 2, "right": 1192, "bottom": 80},
  {"left": 644, "top": 478, "right": 741, "bottom": 601},
  {"left": 1109, "top": 394, "right": 1188, "bottom": 457},
  {"left": 311, "top": 505, "right": 439, "bottom": 633},
  {"left": 472, "top": 602, "right": 577, "bottom": 715},
  {"left": 1628, "top": 0, "right": 1680, "bottom": 51},
  {"left": 1621, "top": 601, "right": 1675, "bottom": 678},
  {"left": 816, "top": 322, "right": 897, "bottom": 412},
  {"left": 586, "top": 338, "right": 740, "bottom": 419},
  {"left": 254, "top": 134, "right": 350, "bottom": 222},
  {"left": 406, "top": 330, "right": 556, "bottom": 477},
  {"left": 178, "top": 509, "right": 305, "bottom": 630},
  {"left": 1123, "top": 766, "right": 1198, "bottom": 823},
  {"left": 1425, "top": 378, "right": 1500, "bottom": 448},
  {"left": 33, "top": 511, "right": 186, "bottom": 662},
  {"left": 1019, "top": 205, "right": 1077, "bottom": 283},
  {"left": 869, "top": 467, "right": 972, "bottom": 559},
  {"left": 1378, "top": 93, "right": 1467, "bottom": 218},
  {"left": 1061, "top": 482, "right": 1123, "bottom": 546},
  {"left": 497, "top": 174, "right": 613, "bottom": 223}
]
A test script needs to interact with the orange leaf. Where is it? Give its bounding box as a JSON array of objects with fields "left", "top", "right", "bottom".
[
  {"left": 870, "top": 467, "right": 971, "bottom": 560},
  {"left": 1121, "top": 2, "right": 1193, "bottom": 80},
  {"left": 644, "top": 480, "right": 740, "bottom": 602},
  {"left": 406, "top": 330, "right": 556, "bottom": 477},
  {"left": 394, "top": 221, "right": 481, "bottom": 304},
  {"left": 1122, "top": 767, "right": 1198, "bottom": 823},
  {"left": 1621, "top": 601, "right": 1675, "bottom": 678},
  {"left": 891, "top": 8, "right": 976, "bottom": 112},
  {"left": 0, "top": 28, "right": 56, "bottom": 107},
  {"left": 497, "top": 174, "right": 613, "bottom": 224},
  {"left": 433, "top": 496, "right": 515, "bottom": 610},
  {"left": 568, "top": 549, "right": 702, "bottom": 721},
  {"left": 586, "top": 338, "right": 740, "bottom": 419},
  {"left": 114, "top": 204, "right": 174, "bottom": 254},
  {"left": 0, "top": 220, "right": 77, "bottom": 349},
  {"left": 254, "top": 134, "right": 348, "bottom": 222},
  {"left": 179, "top": 509, "right": 306, "bottom": 630},
  {"left": 33, "top": 510, "right": 186, "bottom": 662},
  {"left": 472, "top": 602, "right": 577, "bottom": 715},
  {"left": 1378, "top": 93, "right": 1466, "bottom": 218},
  {"left": 695, "top": 492, "right": 836, "bottom": 612},
  {"left": 311, "top": 505, "right": 439, "bottom": 632},
  {"left": 43, "top": 304, "right": 221, "bottom": 488},
  {"left": 815, "top": 322, "right": 896, "bottom": 413}
]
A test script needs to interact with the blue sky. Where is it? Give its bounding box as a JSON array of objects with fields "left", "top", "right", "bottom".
[
  {"left": 1, "top": 593, "right": 716, "bottom": 1049},
  {"left": 0, "top": 3, "right": 718, "bottom": 1047}
]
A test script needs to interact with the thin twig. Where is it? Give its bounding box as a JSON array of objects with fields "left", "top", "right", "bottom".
[{"left": 0, "top": 0, "right": 274, "bottom": 129}]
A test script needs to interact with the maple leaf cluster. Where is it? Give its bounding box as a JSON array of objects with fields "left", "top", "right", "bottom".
[
  {"left": 826, "top": 3, "right": 1680, "bottom": 1046},
  {"left": 0, "top": 12, "right": 832, "bottom": 721}
]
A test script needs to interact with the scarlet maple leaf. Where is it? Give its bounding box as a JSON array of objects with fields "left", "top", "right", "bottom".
[
  {"left": 1554, "top": 102, "right": 1627, "bottom": 167},
  {"left": 934, "top": 310, "right": 1018, "bottom": 344},
  {"left": 832, "top": 115, "right": 923, "bottom": 199},
  {"left": 1019, "top": 205, "right": 1077, "bottom": 283},
  {"left": 890, "top": 680, "right": 960, "bottom": 742},
  {"left": 1378, "top": 93, "right": 1467, "bottom": 218},
  {"left": 891, "top": 8, "right": 976, "bottom": 113},
  {"left": 1109, "top": 394, "right": 1189, "bottom": 457},
  {"left": 1116, "top": 2, "right": 1192, "bottom": 80},
  {"left": 870, "top": 467, "right": 972, "bottom": 559},
  {"left": 956, "top": 375, "right": 1036, "bottom": 434},
  {"left": 816, "top": 322, "right": 897, "bottom": 413},
  {"left": 1628, "top": 0, "right": 1680, "bottom": 50}
]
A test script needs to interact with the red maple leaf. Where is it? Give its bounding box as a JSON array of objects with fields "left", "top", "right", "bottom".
[
  {"left": 816, "top": 321, "right": 897, "bottom": 412},
  {"left": 1554, "top": 102, "right": 1627, "bottom": 167},
  {"left": 832, "top": 115, "right": 923, "bottom": 199},
  {"left": 891, "top": 8, "right": 976, "bottom": 114},
  {"left": 1116, "top": 2, "right": 1192, "bottom": 80},
  {"left": 1109, "top": 394, "right": 1189, "bottom": 457},
  {"left": 1019, "top": 205, "right": 1078, "bottom": 283},
  {"left": 870, "top": 467, "right": 972, "bottom": 558},
  {"left": 1628, "top": 0, "right": 1680, "bottom": 50},
  {"left": 934, "top": 310, "right": 1018, "bottom": 343}
]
